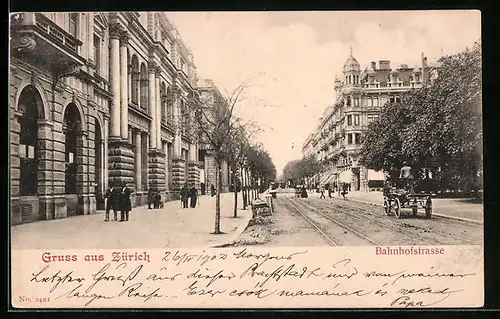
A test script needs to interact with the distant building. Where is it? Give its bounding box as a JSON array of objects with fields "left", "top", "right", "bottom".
[
  {"left": 196, "top": 79, "right": 231, "bottom": 192},
  {"left": 304, "top": 49, "right": 440, "bottom": 191},
  {"left": 9, "top": 12, "right": 201, "bottom": 225}
]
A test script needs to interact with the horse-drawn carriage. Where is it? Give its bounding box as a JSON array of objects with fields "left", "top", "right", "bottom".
[{"left": 383, "top": 178, "right": 433, "bottom": 219}]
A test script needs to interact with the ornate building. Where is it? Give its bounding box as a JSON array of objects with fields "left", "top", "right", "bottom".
[
  {"left": 196, "top": 79, "right": 231, "bottom": 193},
  {"left": 303, "top": 49, "right": 440, "bottom": 191},
  {"left": 9, "top": 12, "right": 201, "bottom": 225}
]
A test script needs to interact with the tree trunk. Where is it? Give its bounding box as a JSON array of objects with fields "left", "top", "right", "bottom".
[
  {"left": 214, "top": 159, "right": 222, "bottom": 234},
  {"left": 241, "top": 167, "right": 247, "bottom": 210},
  {"left": 233, "top": 164, "right": 238, "bottom": 217}
]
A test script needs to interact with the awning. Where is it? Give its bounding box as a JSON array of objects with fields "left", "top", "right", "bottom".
[
  {"left": 326, "top": 173, "right": 338, "bottom": 184},
  {"left": 339, "top": 170, "right": 352, "bottom": 183},
  {"left": 368, "top": 169, "right": 385, "bottom": 181}
]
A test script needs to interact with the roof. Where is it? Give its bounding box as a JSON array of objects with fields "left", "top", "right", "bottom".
[{"left": 343, "top": 48, "right": 360, "bottom": 73}]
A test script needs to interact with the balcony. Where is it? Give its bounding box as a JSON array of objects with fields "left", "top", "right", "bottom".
[{"left": 11, "top": 13, "right": 85, "bottom": 74}]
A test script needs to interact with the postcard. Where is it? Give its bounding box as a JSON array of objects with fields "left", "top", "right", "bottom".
[{"left": 9, "top": 10, "right": 483, "bottom": 309}]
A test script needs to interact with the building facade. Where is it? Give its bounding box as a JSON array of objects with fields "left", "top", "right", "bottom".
[
  {"left": 304, "top": 50, "right": 439, "bottom": 191},
  {"left": 9, "top": 12, "right": 201, "bottom": 225},
  {"left": 196, "top": 79, "right": 231, "bottom": 193}
]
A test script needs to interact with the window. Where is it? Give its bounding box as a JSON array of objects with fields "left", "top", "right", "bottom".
[
  {"left": 390, "top": 96, "right": 395, "bottom": 103},
  {"left": 346, "top": 96, "right": 351, "bottom": 106},
  {"left": 93, "top": 34, "right": 101, "bottom": 75},
  {"left": 347, "top": 115, "right": 352, "bottom": 126},
  {"left": 354, "top": 97, "right": 359, "bottom": 106},
  {"left": 18, "top": 86, "right": 39, "bottom": 196},
  {"left": 348, "top": 134, "right": 353, "bottom": 145},
  {"left": 354, "top": 114, "right": 360, "bottom": 126},
  {"left": 396, "top": 96, "right": 401, "bottom": 103},
  {"left": 69, "top": 13, "right": 78, "bottom": 37},
  {"left": 373, "top": 97, "right": 379, "bottom": 106},
  {"left": 367, "top": 97, "right": 373, "bottom": 107},
  {"left": 367, "top": 114, "right": 373, "bottom": 124}
]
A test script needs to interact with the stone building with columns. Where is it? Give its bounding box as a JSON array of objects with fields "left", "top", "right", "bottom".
[{"left": 9, "top": 12, "right": 201, "bottom": 225}]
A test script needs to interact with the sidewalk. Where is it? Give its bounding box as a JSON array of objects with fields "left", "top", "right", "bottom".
[
  {"left": 308, "top": 191, "right": 483, "bottom": 223},
  {"left": 10, "top": 193, "right": 252, "bottom": 250}
]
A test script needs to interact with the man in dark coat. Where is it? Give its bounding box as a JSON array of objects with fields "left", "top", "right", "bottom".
[
  {"left": 189, "top": 184, "right": 198, "bottom": 208},
  {"left": 119, "top": 182, "right": 132, "bottom": 222},
  {"left": 104, "top": 186, "right": 119, "bottom": 222},
  {"left": 180, "top": 184, "right": 189, "bottom": 208},
  {"left": 210, "top": 184, "right": 216, "bottom": 197},
  {"left": 147, "top": 189, "right": 154, "bottom": 209},
  {"left": 154, "top": 191, "right": 162, "bottom": 209}
]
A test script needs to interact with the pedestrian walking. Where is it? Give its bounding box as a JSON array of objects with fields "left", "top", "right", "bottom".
[
  {"left": 180, "top": 184, "right": 189, "bottom": 208},
  {"left": 210, "top": 184, "right": 216, "bottom": 197},
  {"left": 104, "top": 186, "right": 119, "bottom": 222},
  {"left": 320, "top": 187, "right": 326, "bottom": 199},
  {"left": 189, "top": 184, "right": 198, "bottom": 208},
  {"left": 119, "top": 182, "right": 132, "bottom": 222},
  {"left": 147, "top": 189, "right": 154, "bottom": 209},
  {"left": 328, "top": 187, "right": 332, "bottom": 199},
  {"left": 341, "top": 183, "right": 348, "bottom": 200},
  {"left": 154, "top": 191, "right": 162, "bottom": 209}
]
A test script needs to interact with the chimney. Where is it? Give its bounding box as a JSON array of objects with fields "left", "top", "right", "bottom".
[
  {"left": 379, "top": 60, "right": 391, "bottom": 70},
  {"left": 421, "top": 53, "right": 428, "bottom": 84},
  {"left": 371, "top": 61, "right": 376, "bottom": 70}
]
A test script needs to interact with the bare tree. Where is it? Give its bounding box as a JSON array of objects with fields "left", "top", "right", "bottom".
[
  {"left": 189, "top": 82, "right": 248, "bottom": 234},
  {"left": 224, "top": 121, "right": 262, "bottom": 217}
]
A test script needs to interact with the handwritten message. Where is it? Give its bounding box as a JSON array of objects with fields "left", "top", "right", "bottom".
[{"left": 11, "top": 246, "right": 483, "bottom": 308}]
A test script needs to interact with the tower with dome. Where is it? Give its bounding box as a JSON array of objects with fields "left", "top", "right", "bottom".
[{"left": 303, "top": 48, "right": 440, "bottom": 192}]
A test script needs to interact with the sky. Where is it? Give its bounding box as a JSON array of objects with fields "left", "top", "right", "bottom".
[{"left": 167, "top": 10, "right": 481, "bottom": 177}]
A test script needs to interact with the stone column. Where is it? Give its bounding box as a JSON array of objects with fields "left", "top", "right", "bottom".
[
  {"left": 120, "top": 33, "right": 129, "bottom": 140},
  {"left": 103, "top": 115, "right": 109, "bottom": 190},
  {"left": 134, "top": 130, "right": 142, "bottom": 192},
  {"left": 109, "top": 25, "right": 121, "bottom": 138},
  {"left": 148, "top": 64, "right": 157, "bottom": 149},
  {"left": 155, "top": 70, "right": 162, "bottom": 150},
  {"left": 163, "top": 142, "right": 169, "bottom": 192}
]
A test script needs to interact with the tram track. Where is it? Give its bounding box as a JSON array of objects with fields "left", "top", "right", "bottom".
[
  {"left": 299, "top": 197, "right": 481, "bottom": 245},
  {"left": 288, "top": 197, "right": 438, "bottom": 246},
  {"left": 279, "top": 197, "right": 383, "bottom": 246}
]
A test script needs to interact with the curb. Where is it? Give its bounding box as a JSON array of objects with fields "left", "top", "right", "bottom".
[
  {"left": 346, "top": 198, "right": 483, "bottom": 225},
  {"left": 209, "top": 209, "right": 254, "bottom": 248}
]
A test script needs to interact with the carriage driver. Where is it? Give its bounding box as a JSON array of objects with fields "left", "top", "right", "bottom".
[{"left": 399, "top": 161, "right": 414, "bottom": 193}]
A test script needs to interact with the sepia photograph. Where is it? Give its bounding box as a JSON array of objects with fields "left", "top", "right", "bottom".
[
  {"left": 9, "top": 10, "right": 483, "bottom": 250},
  {"left": 9, "top": 10, "right": 484, "bottom": 309}
]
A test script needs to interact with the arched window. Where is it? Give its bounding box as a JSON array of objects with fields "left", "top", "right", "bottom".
[
  {"left": 18, "top": 85, "right": 40, "bottom": 196},
  {"left": 130, "top": 55, "right": 139, "bottom": 104},
  {"left": 139, "top": 63, "right": 148, "bottom": 112},
  {"left": 346, "top": 96, "right": 352, "bottom": 107},
  {"left": 63, "top": 103, "right": 81, "bottom": 194}
]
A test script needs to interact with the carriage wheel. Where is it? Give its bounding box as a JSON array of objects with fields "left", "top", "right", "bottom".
[
  {"left": 425, "top": 197, "right": 432, "bottom": 219},
  {"left": 394, "top": 198, "right": 402, "bottom": 219},
  {"left": 383, "top": 199, "right": 391, "bottom": 216},
  {"left": 412, "top": 199, "right": 418, "bottom": 217}
]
